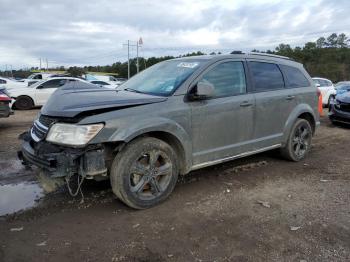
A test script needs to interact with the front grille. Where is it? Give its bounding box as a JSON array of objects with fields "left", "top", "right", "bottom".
[
  {"left": 338, "top": 102, "right": 350, "bottom": 112},
  {"left": 31, "top": 120, "right": 49, "bottom": 142},
  {"left": 39, "top": 115, "right": 57, "bottom": 127}
]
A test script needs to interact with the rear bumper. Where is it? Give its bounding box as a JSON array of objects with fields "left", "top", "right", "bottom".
[
  {"left": 18, "top": 135, "right": 107, "bottom": 178},
  {"left": 0, "top": 102, "right": 13, "bottom": 118}
]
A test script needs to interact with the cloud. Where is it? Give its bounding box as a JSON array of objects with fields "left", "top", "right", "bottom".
[{"left": 0, "top": 0, "right": 349, "bottom": 68}]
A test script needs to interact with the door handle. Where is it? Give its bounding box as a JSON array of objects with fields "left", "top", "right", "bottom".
[
  {"left": 240, "top": 101, "right": 253, "bottom": 107},
  {"left": 286, "top": 95, "right": 295, "bottom": 100}
]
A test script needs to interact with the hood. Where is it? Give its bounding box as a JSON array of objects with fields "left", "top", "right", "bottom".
[
  {"left": 337, "top": 92, "right": 350, "bottom": 104},
  {"left": 41, "top": 82, "right": 167, "bottom": 118}
]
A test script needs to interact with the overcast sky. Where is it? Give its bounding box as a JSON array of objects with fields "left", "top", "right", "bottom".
[{"left": 0, "top": 0, "right": 349, "bottom": 69}]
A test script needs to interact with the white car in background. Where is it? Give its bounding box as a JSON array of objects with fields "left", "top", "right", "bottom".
[
  {"left": 24, "top": 72, "right": 54, "bottom": 86},
  {"left": 312, "top": 77, "right": 336, "bottom": 107},
  {"left": 89, "top": 80, "right": 119, "bottom": 89},
  {"left": 9, "top": 77, "right": 88, "bottom": 110},
  {"left": 0, "top": 76, "right": 27, "bottom": 90},
  {"left": 85, "top": 74, "right": 126, "bottom": 86}
]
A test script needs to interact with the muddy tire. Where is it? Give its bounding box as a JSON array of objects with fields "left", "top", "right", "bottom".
[
  {"left": 110, "top": 137, "right": 179, "bottom": 209},
  {"left": 14, "top": 96, "right": 34, "bottom": 110},
  {"left": 280, "top": 119, "right": 312, "bottom": 161}
]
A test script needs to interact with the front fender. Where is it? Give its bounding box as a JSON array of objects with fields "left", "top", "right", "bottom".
[
  {"left": 282, "top": 104, "right": 317, "bottom": 146},
  {"left": 108, "top": 117, "right": 192, "bottom": 170}
]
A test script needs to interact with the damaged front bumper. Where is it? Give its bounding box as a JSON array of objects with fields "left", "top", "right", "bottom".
[{"left": 18, "top": 132, "right": 108, "bottom": 179}]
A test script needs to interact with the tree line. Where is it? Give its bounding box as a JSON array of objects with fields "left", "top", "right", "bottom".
[{"left": 2, "top": 33, "right": 350, "bottom": 82}]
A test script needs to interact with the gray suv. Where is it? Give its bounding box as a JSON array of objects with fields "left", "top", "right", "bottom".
[{"left": 19, "top": 53, "right": 319, "bottom": 209}]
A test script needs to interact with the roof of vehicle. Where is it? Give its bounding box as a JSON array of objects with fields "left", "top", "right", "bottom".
[
  {"left": 171, "top": 52, "right": 302, "bottom": 66},
  {"left": 44, "top": 77, "right": 85, "bottom": 81},
  {"left": 312, "top": 77, "right": 332, "bottom": 81},
  {"left": 336, "top": 81, "right": 350, "bottom": 85}
]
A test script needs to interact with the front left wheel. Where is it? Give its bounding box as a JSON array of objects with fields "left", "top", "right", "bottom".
[{"left": 110, "top": 137, "right": 179, "bottom": 209}]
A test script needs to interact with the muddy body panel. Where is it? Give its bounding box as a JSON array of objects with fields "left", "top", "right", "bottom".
[{"left": 19, "top": 53, "right": 319, "bottom": 180}]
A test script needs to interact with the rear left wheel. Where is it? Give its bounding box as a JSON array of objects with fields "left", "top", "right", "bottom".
[
  {"left": 280, "top": 119, "right": 312, "bottom": 161},
  {"left": 110, "top": 137, "right": 179, "bottom": 209}
]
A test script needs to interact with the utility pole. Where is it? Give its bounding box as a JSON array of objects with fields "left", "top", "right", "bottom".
[
  {"left": 46, "top": 58, "right": 48, "bottom": 71},
  {"left": 127, "top": 40, "right": 130, "bottom": 79},
  {"left": 123, "top": 38, "right": 142, "bottom": 78},
  {"left": 136, "top": 41, "right": 139, "bottom": 74},
  {"left": 137, "top": 37, "right": 143, "bottom": 74},
  {"left": 39, "top": 58, "right": 42, "bottom": 70}
]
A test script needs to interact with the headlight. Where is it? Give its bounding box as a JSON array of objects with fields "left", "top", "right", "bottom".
[
  {"left": 46, "top": 123, "right": 104, "bottom": 146},
  {"left": 335, "top": 99, "right": 340, "bottom": 109}
]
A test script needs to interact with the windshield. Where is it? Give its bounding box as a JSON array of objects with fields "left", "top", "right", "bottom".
[{"left": 119, "top": 60, "right": 202, "bottom": 96}]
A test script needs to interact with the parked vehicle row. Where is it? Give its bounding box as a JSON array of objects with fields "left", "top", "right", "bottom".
[
  {"left": 9, "top": 77, "right": 91, "bottom": 110},
  {"left": 329, "top": 86, "right": 350, "bottom": 125},
  {"left": 312, "top": 77, "right": 336, "bottom": 107},
  {"left": 18, "top": 53, "right": 319, "bottom": 209}
]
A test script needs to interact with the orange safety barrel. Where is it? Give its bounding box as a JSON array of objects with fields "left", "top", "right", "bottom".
[{"left": 317, "top": 88, "right": 323, "bottom": 116}]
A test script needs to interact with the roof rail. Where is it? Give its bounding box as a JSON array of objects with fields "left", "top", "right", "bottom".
[{"left": 247, "top": 52, "right": 293, "bottom": 61}]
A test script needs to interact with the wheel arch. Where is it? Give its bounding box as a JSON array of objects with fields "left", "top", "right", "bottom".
[
  {"left": 13, "top": 95, "right": 35, "bottom": 109},
  {"left": 105, "top": 118, "right": 192, "bottom": 175},
  {"left": 282, "top": 104, "right": 317, "bottom": 146}
]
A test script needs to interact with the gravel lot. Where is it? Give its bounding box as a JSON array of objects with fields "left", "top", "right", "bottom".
[{"left": 0, "top": 109, "right": 349, "bottom": 262}]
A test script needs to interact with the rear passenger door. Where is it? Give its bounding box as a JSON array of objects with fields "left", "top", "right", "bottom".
[{"left": 248, "top": 60, "right": 296, "bottom": 148}]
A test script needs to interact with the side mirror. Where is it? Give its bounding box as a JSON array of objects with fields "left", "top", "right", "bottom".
[
  {"left": 315, "top": 83, "right": 321, "bottom": 88},
  {"left": 36, "top": 85, "right": 44, "bottom": 89},
  {"left": 189, "top": 81, "right": 214, "bottom": 100}
]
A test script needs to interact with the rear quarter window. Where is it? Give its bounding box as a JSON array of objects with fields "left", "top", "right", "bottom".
[
  {"left": 249, "top": 61, "right": 285, "bottom": 91},
  {"left": 280, "top": 65, "right": 310, "bottom": 88}
]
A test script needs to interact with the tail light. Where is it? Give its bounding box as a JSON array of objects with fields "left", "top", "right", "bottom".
[
  {"left": 0, "top": 93, "right": 11, "bottom": 101},
  {"left": 316, "top": 87, "right": 321, "bottom": 97}
]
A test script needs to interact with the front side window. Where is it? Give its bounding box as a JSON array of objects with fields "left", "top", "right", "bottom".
[
  {"left": 119, "top": 60, "right": 203, "bottom": 96},
  {"left": 250, "top": 62, "right": 284, "bottom": 91},
  {"left": 40, "top": 79, "right": 67, "bottom": 89},
  {"left": 34, "top": 75, "right": 42, "bottom": 79},
  {"left": 280, "top": 65, "right": 310, "bottom": 88},
  {"left": 200, "top": 61, "right": 246, "bottom": 97}
]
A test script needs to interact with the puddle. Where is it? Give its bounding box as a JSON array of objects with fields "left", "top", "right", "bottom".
[{"left": 0, "top": 182, "right": 44, "bottom": 216}]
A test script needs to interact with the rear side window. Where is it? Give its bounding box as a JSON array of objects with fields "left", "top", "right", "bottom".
[
  {"left": 314, "top": 79, "right": 332, "bottom": 87},
  {"left": 200, "top": 61, "right": 246, "bottom": 97},
  {"left": 0, "top": 79, "right": 6, "bottom": 84},
  {"left": 280, "top": 65, "right": 310, "bottom": 88},
  {"left": 249, "top": 62, "right": 284, "bottom": 91}
]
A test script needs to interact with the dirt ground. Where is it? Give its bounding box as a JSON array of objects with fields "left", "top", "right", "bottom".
[{"left": 0, "top": 109, "right": 349, "bottom": 262}]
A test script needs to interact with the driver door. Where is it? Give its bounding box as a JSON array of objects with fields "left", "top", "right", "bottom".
[{"left": 189, "top": 60, "right": 255, "bottom": 166}]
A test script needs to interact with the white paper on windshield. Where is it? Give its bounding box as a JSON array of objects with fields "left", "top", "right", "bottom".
[{"left": 177, "top": 62, "right": 199, "bottom": 68}]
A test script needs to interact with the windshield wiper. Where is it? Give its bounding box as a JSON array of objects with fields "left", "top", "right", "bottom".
[{"left": 124, "top": 88, "right": 145, "bottom": 94}]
